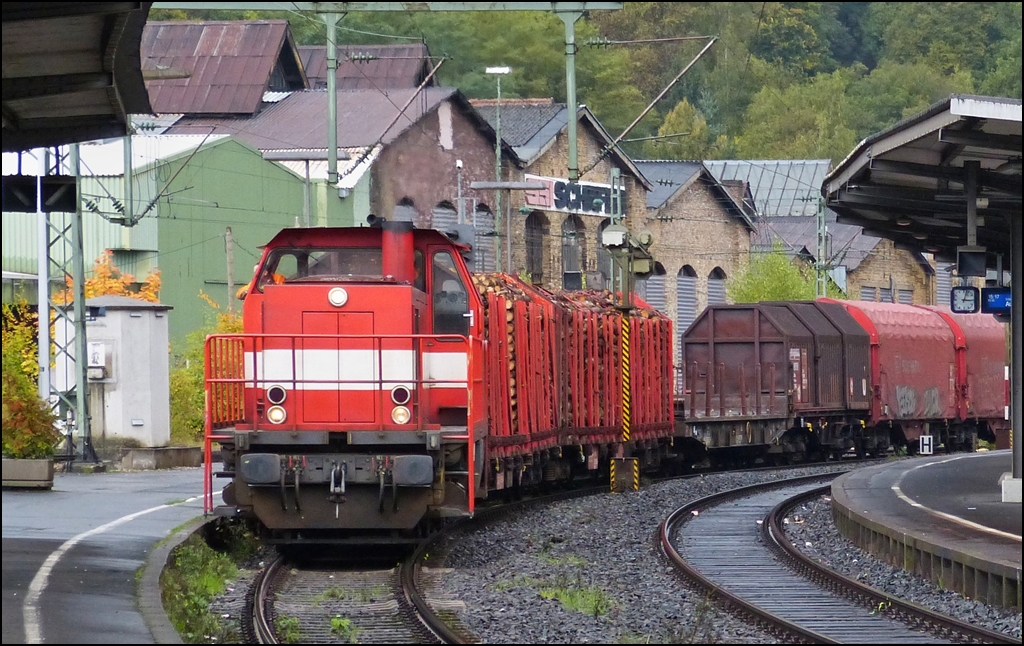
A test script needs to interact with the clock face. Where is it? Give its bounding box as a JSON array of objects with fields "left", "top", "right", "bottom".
[{"left": 950, "top": 286, "right": 979, "bottom": 313}]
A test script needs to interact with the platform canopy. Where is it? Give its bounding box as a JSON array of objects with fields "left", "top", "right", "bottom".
[
  {"left": 2, "top": 2, "right": 153, "bottom": 152},
  {"left": 823, "top": 95, "right": 1022, "bottom": 265}
]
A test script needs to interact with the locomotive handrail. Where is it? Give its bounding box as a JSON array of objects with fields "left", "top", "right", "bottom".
[{"left": 203, "top": 331, "right": 480, "bottom": 515}]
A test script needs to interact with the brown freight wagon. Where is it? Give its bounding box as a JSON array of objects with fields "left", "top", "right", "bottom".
[{"left": 678, "top": 301, "right": 872, "bottom": 462}]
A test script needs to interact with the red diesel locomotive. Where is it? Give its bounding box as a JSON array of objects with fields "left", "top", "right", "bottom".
[
  {"left": 203, "top": 223, "right": 674, "bottom": 540},
  {"left": 203, "top": 223, "right": 1007, "bottom": 541}
]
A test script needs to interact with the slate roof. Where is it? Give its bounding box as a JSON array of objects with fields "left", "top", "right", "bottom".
[
  {"left": 755, "top": 212, "right": 879, "bottom": 271},
  {"left": 631, "top": 160, "right": 704, "bottom": 209},
  {"left": 166, "top": 87, "right": 459, "bottom": 150},
  {"left": 141, "top": 20, "right": 307, "bottom": 116},
  {"left": 469, "top": 98, "right": 652, "bottom": 189},
  {"left": 298, "top": 44, "right": 434, "bottom": 90},
  {"left": 633, "top": 160, "right": 755, "bottom": 230},
  {"left": 704, "top": 159, "right": 831, "bottom": 217}
]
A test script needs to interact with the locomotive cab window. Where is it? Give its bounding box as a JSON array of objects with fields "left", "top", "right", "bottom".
[
  {"left": 257, "top": 247, "right": 382, "bottom": 290},
  {"left": 431, "top": 251, "right": 469, "bottom": 337}
]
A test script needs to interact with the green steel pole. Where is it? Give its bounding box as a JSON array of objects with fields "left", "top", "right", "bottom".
[
  {"left": 557, "top": 10, "right": 582, "bottom": 182},
  {"left": 326, "top": 12, "right": 340, "bottom": 186}
]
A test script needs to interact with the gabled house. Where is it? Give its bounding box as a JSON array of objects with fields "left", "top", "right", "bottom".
[
  {"left": 708, "top": 159, "right": 938, "bottom": 305},
  {"left": 633, "top": 160, "right": 755, "bottom": 352},
  {"left": 166, "top": 87, "right": 516, "bottom": 247},
  {"left": 470, "top": 98, "right": 653, "bottom": 290},
  {"left": 758, "top": 214, "right": 937, "bottom": 305}
]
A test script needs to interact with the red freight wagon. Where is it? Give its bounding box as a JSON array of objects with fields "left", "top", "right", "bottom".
[
  {"left": 678, "top": 302, "right": 872, "bottom": 461},
  {"left": 825, "top": 300, "right": 958, "bottom": 443},
  {"left": 920, "top": 306, "right": 1010, "bottom": 448}
]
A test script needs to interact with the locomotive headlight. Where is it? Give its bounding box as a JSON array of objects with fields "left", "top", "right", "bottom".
[
  {"left": 266, "top": 385, "right": 287, "bottom": 405},
  {"left": 266, "top": 405, "right": 287, "bottom": 424},
  {"left": 391, "top": 405, "right": 411, "bottom": 424},
  {"left": 390, "top": 385, "right": 411, "bottom": 405},
  {"left": 328, "top": 287, "right": 348, "bottom": 307}
]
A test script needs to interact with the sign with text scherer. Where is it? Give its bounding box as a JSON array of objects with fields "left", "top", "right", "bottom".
[{"left": 523, "top": 174, "right": 624, "bottom": 216}]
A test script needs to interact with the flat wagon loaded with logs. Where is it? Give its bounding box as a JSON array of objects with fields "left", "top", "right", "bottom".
[
  {"left": 203, "top": 223, "right": 674, "bottom": 541},
  {"left": 472, "top": 273, "right": 674, "bottom": 492}
]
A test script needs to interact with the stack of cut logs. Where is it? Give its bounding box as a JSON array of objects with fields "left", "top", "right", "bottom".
[
  {"left": 472, "top": 274, "right": 529, "bottom": 432},
  {"left": 470, "top": 274, "right": 664, "bottom": 435}
]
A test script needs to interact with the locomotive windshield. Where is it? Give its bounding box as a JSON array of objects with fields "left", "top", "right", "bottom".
[{"left": 257, "top": 247, "right": 382, "bottom": 289}]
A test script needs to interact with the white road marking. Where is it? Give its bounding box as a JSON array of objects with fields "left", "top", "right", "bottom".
[
  {"left": 23, "top": 493, "right": 211, "bottom": 644},
  {"left": 891, "top": 454, "right": 1022, "bottom": 542}
]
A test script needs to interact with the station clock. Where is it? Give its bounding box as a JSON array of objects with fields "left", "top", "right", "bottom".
[{"left": 950, "top": 286, "right": 980, "bottom": 314}]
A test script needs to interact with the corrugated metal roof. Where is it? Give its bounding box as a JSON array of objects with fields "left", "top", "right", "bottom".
[
  {"left": 165, "top": 87, "right": 457, "bottom": 151},
  {"left": 298, "top": 44, "right": 433, "bottom": 90},
  {"left": 141, "top": 21, "right": 305, "bottom": 115},
  {"left": 262, "top": 91, "right": 292, "bottom": 103},
  {"left": 704, "top": 159, "right": 832, "bottom": 217}
]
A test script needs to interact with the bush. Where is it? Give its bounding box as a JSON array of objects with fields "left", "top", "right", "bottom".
[
  {"left": 2, "top": 304, "right": 60, "bottom": 459},
  {"left": 169, "top": 293, "right": 242, "bottom": 446}
]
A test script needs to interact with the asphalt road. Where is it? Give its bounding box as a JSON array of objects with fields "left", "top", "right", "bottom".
[{"left": 2, "top": 468, "right": 207, "bottom": 644}]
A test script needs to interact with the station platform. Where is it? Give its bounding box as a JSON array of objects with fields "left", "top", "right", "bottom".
[
  {"left": 2, "top": 468, "right": 209, "bottom": 644},
  {"left": 831, "top": 450, "right": 1022, "bottom": 611}
]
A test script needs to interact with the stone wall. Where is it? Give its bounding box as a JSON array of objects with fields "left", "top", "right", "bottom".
[{"left": 847, "top": 238, "right": 934, "bottom": 305}]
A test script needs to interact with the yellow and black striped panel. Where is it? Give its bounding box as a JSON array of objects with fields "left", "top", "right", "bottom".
[{"left": 621, "top": 316, "right": 631, "bottom": 443}]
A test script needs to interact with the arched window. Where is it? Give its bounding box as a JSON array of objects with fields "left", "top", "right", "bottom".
[
  {"left": 473, "top": 204, "right": 496, "bottom": 272},
  {"left": 676, "top": 265, "right": 698, "bottom": 334},
  {"left": 708, "top": 267, "right": 727, "bottom": 306},
  {"left": 394, "top": 197, "right": 416, "bottom": 223},
  {"left": 432, "top": 200, "right": 458, "bottom": 232},
  {"left": 525, "top": 210, "right": 549, "bottom": 284},
  {"left": 561, "top": 214, "right": 585, "bottom": 289},
  {"left": 637, "top": 262, "right": 667, "bottom": 312}
]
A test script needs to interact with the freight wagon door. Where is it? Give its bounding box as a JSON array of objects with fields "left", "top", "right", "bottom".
[
  {"left": 814, "top": 300, "right": 871, "bottom": 410},
  {"left": 785, "top": 302, "right": 844, "bottom": 410},
  {"left": 762, "top": 306, "right": 813, "bottom": 408}
]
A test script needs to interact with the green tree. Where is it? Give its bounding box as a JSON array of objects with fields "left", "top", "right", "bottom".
[
  {"left": 865, "top": 2, "right": 1020, "bottom": 81},
  {"left": 735, "top": 68, "right": 859, "bottom": 164},
  {"left": 640, "top": 98, "right": 729, "bottom": 160},
  {"left": 727, "top": 242, "right": 820, "bottom": 303},
  {"left": 846, "top": 61, "right": 974, "bottom": 138}
]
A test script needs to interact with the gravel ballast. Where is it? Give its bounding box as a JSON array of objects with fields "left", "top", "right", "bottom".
[
  {"left": 432, "top": 463, "right": 1022, "bottom": 644},
  {"left": 205, "top": 462, "right": 1021, "bottom": 643}
]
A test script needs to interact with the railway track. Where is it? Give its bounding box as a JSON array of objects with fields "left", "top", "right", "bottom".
[
  {"left": 659, "top": 473, "right": 1017, "bottom": 644},
  {"left": 245, "top": 551, "right": 465, "bottom": 644},
  {"left": 242, "top": 483, "right": 609, "bottom": 644}
]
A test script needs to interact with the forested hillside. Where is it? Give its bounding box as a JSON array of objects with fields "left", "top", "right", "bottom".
[{"left": 151, "top": 2, "right": 1022, "bottom": 164}]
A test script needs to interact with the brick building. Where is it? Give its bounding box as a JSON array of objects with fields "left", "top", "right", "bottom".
[
  {"left": 470, "top": 99, "right": 652, "bottom": 289},
  {"left": 634, "top": 161, "right": 755, "bottom": 354},
  {"left": 759, "top": 214, "right": 937, "bottom": 305}
]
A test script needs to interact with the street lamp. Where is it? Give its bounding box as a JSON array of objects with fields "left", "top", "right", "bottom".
[{"left": 486, "top": 66, "right": 511, "bottom": 271}]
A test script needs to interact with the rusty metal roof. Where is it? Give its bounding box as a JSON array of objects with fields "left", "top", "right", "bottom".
[
  {"left": 298, "top": 44, "right": 434, "bottom": 90},
  {"left": 141, "top": 20, "right": 307, "bottom": 116},
  {"left": 165, "top": 87, "right": 458, "bottom": 150}
]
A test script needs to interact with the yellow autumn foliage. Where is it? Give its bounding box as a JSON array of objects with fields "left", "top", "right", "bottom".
[{"left": 55, "top": 250, "right": 161, "bottom": 304}]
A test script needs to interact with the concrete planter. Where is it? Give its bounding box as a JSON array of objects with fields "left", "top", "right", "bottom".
[{"left": 2, "top": 458, "right": 55, "bottom": 489}]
